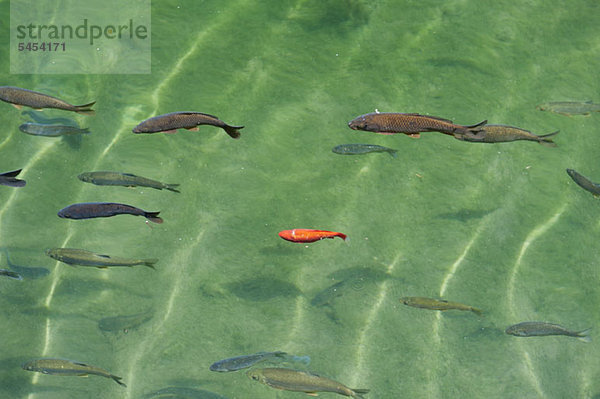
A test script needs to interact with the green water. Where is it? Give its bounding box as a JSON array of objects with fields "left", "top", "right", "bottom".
[{"left": 1, "top": 0, "right": 600, "bottom": 398}]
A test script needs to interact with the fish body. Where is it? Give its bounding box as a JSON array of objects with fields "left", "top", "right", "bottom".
[
  {"left": 143, "top": 386, "right": 229, "bottom": 399},
  {"left": 132, "top": 111, "right": 243, "bottom": 139},
  {"left": 22, "top": 358, "right": 126, "bottom": 386},
  {"left": 210, "top": 351, "right": 287, "bottom": 372},
  {"left": 98, "top": 310, "right": 154, "bottom": 333},
  {"left": 505, "top": 322, "right": 591, "bottom": 342},
  {"left": 348, "top": 112, "right": 486, "bottom": 137},
  {"left": 400, "top": 296, "right": 482, "bottom": 316},
  {"left": 0, "top": 169, "right": 26, "bottom": 187},
  {"left": 78, "top": 171, "right": 180, "bottom": 193},
  {"left": 536, "top": 101, "right": 600, "bottom": 116},
  {"left": 0, "top": 86, "right": 95, "bottom": 114},
  {"left": 332, "top": 143, "right": 397, "bottom": 157},
  {"left": 456, "top": 125, "right": 558, "bottom": 146},
  {"left": 566, "top": 169, "right": 600, "bottom": 196},
  {"left": 278, "top": 229, "right": 347, "bottom": 243},
  {"left": 19, "top": 122, "right": 90, "bottom": 137},
  {"left": 45, "top": 248, "right": 157, "bottom": 269},
  {"left": 247, "top": 368, "right": 368, "bottom": 398},
  {"left": 57, "top": 202, "right": 163, "bottom": 223}
]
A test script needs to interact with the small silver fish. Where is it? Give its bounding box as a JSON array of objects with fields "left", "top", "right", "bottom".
[
  {"left": 505, "top": 321, "right": 591, "bottom": 342},
  {"left": 332, "top": 144, "right": 397, "bottom": 157},
  {"left": 78, "top": 171, "right": 180, "bottom": 193},
  {"left": 22, "top": 358, "right": 126, "bottom": 386},
  {"left": 46, "top": 248, "right": 157, "bottom": 269},
  {"left": 19, "top": 122, "right": 90, "bottom": 137},
  {"left": 536, "top": 101, "right": 600, "bottom": 116},
  {"left": 210, "top": 351, "right": 287, "bottom": 372}
]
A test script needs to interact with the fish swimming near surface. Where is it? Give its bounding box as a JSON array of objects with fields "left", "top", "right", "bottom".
[
  {"left": 22, "top": 358, "right": 126, "bottom": 386},
  {"left": 536, "top": 101, "right": 600, "bottom": 116},
  {"left": 400, "top": 296, "right": 483, "bottom": 316},
  {"left": 348, "top": 112, "right": 486, "bottom": 138},
  {"left": 0, "top": 169, "right": 26, "bottom": 187},
  {"left": 19, "top": 122, "right": 90, "bottom": 137},
  {"left": 0, "top": 86, "right": 95, "bottom": 114},
  {"left": 332, "top": 143, "right": 397, "bottom": 157},
  {"left": 58, "top": 202, "right": 163, "bottom": 223},
  {"left": 279, "top": 229, "right": 347, "bottom": 243},
  {"left": 210, "top": 351, "right": 288, "bottom": 372},
  {"left": 456, "top": 125, "right": 558, "bottom": 146},
  {"left": 566, "top": 169, "right": 600, "bottom": 196},
  {"left": 45, "top": 248, "right": 157, "bottom": 269},
  {"left": 78, "top": 171, "right": 180, "bottom": 193},
  {"left": 248, "top": 368, "right": 369, "bottom": 398},
  {"left": 505, "top": 321, "right": 591, "bottom": 342},
  {"left": 132, "top": 111, "right": 243, "bottom": 139}
]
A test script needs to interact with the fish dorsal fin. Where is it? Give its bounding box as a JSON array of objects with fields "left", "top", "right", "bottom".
[
  {"left": 439, "top": 299, "right": 449, "bottom": 303},
  {"left": 1, "top": 169, "right": 22, "bottom": 177},
  {"left": 73, "top": 361, "right": 91, "bottom": 367},
  {"left": 403, "top": 113, "right": 454, "bottom": 123},
  {"left": 98, "top": 254, "right": 111, "bottom": 258},
  {"left": 179, "top": 111, "right": 219, "bottom": 119},
  {"left": 122, "top": 173, "right": 138, "bottom": 177}
]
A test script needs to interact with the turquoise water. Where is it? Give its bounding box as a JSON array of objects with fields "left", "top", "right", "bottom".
[{"left": 1, "top": 0, "right": 600, "bottom": 398}]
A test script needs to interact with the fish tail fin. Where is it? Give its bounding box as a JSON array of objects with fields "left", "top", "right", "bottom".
[
  {"left": 223, "top": 124, "right": 243, "bottom": 139},
  {"left": 577, "top": 328, "right": 592, "bottom": 343},
  {"left": 144, "top": 211, "right": 163, "bottom": 224},
  {"left": 143, "top": 259, "right": 158, "bottom": 269},
  {"left": 465, "top": 119, "right": 488, "bottom": 130},
  {"left": 0, "top": 169, "right": 22, "bottom": 178},
  {"left": 81, "top": 127, "right": 91, "bottom": 134},
  {"left": 351, "top": 388, "right": 370, "bottom": 398},
  {"left": 388, "top": 149, "right": 398, "bottom": 158},
  {"left": 111, "top": 374, "right": 127, "bottom": 387},
  {"left": 471, "top": 307, "right": 484, "bottom": 316},
  {"left": 74, "top": 101, "right": 96, "bottom": 115},
  {"left": 165, "top": 183, "right": 181, "bottom": 193},
  {"left": 337, "top": 233, "right": 348, "bottom": 242},
  {"left": 538, "top": 130, "right": 559, "bottom": 147}
]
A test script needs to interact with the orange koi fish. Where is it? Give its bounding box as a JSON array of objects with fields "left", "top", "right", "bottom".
[{"left": 278, "top": 229, "right": 347, "bottom": 243}]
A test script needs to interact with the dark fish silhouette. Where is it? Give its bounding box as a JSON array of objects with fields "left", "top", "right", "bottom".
[
  {"left": 58, "top": 202, "right": 162, "bottom": 223},
  {"left": 332, "top": 143, "right": 397, "bottom": 157},
  {"left": 0, "top": 169, "right": 26, "bottom": 187},
  {"left": 566, "top": 169, "right": 600, "bottom": 196},
  {"left": 132, "top": 111, "right": 243, "bottom": 138},
  {"left": 0, "top": 86, "right": 95, "bottom": 114},
  {"left": 348, "top": 112, "right": 486, "bottom": 138}
]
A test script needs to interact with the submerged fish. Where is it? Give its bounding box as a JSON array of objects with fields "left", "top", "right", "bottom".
[
  {"left": 400, "top": 296, "right": 482, "bottom": 316},
  {"left": 143, "top": 386, "right": 229, "bottom": 399},
  {"left": 0, "top": 86, "right": 95, "bottom": 114},
  {"left": 536, "top": 101, "right": 600, "bottom": 116},
  {"left": 19, "top": 122, "right": 90, "bottom": 137},
  {"left": 566, "top": 169, "right": 600, "bottom": 196},
  {"left": 456, "top": 125, "right": 558, "bottom": 146},
  {"left": 0, "top": 268, "right": 22, "bottom": 280},
  {"left": 58, "top": 202, "right": 163, "bottom": 224},
  {"left": 132, "top": 111, "right": 243, "bottom": 139},
  {"left": 98, "top": 310, "right": 154, "bottom": 333},
  {"left": 348, "top": 112, "right": 486, "bottom": 138},
  {"left": 505, "top": 321, "right": 591, "bottom": 342},
  {"left": 45, "top": 248, "right": 157, "bottom": 269},
  {"left": 22, "top": 358, "right": 126, "bottom": 386},
  {"left": 210, "top": 351, "right": 287, "bottom": 372},
  {"left": 278, "top": 229, "right": 347, "bottom": 243},
  {"left": 248, "top": 368, "right": 368, "bottom": 398},
  {"left": 78, "top": 171, "right": 180, "bottom": 193},
  {"left": 332, "top": 143, "right": 397, "bottom": 157},
  {"left": 2, "top": 248, "right": 49, "bottom": 279},
  {"left": 0, "top": 169, "right": 26, "bottom": 187}
]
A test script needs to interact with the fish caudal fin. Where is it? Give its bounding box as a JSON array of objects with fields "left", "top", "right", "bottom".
[
  {"left": 351, "top": 388, "right": 370, "bottom": 398},
  {"left": 144, "top": 211, "right": 163, "bottom": 224},
  {"left": 470, "top": 307, "right": 484, "bottom": 316},
  {"left": 538, "top": 130, "right": 559, "bottom": 147},
  {"left": 223, "top": 124, "right": 243, "bottom": 139},
  {"left": 465, "top": 119, "right": 487, "bottom": 130},
  {"left": 111, "top": 374, "right": 127, "bottom": 387},
  {"left": 388, "top": 149, "right": 398, "bottom": 158},
  {"left": 165, "top": 184, "right": 181, "bottom": 193},
  {"left": 0, "top": 169, "right": 22, "bottom": 178},
  {"left": 81, "top": 127, "right": 91, "bottom": 134},
  {"left": 337, "top": 233, "right": 348, "bottom": 241},
  {"left": 577, "top": 328, "right": 592, "bottom": 343},
  {"left": 74, "top": 101, "right": 96, "bottom": 115},
  {"left": 143, "top": 259, "right": 158, "bottom": 269}
]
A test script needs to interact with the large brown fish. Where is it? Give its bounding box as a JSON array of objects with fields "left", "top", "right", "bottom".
[
  {"left": 0, "top": 86, "right": 95, "bottom": 115},
  {"left": 132, "top": 111, "right": 243, "bottom": 138},
  {"left": 248, "top": 368, "right": 369, "bottom": 398},
  {"left": 57, "top": 202, "right": 163, "bottom": 224},
  {"left": 348, "top": 112, "right": 486, "bottom": 138},
  {"left": 455, "top": 125, "right": 558, "bottom": 146},
  {"left": 566, "top": 169, "right": 600, "bottom": 196},
  {"left": 400, "top": 296, "right": 482, "bottom": 316}
]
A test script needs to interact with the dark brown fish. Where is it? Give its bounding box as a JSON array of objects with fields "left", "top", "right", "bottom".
[
  {"left": 566, "top": 169, "right": 600, "bottom": 196},
  {"left": 505, "top": 322, "right": 591, "bottom": 342},
  {"left": 132, "top": 111, "right": 243, "bottom": 138},
  {"left": 348, "top": 112, "right": 486, "bottom": 138},
  {"left": 57, "top": 202, "right": 162, "bottom": 224},
  {"left": 0, "top": 86, "right": 95, "bottom": 115},
  {"left": 455, "top": 125, "right": 559, "bottom": 146},
  {"left": 0, "top": 169, "right": 26, "bottom": 187}
]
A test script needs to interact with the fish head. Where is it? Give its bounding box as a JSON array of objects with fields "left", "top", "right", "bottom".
[
  {"left": 57, "top": 207, "right": 73, "bottom": 219},
  {"left": 45, "top": 248, "right": 60, "bottom": 260},
  {"left": 348, "top": 115, "right": 367, "bottom": 130},
  {"left": 77, "top": 172, "right": 92, "bottom": 183},
  {"left": 21, "top": 360, "right": 36, "bottom": 371},
  {"left": 505, "top": 325, "right": 525, "bottom": 336},
  {"left": 246, "top": 369, "right": 267, "bottom": 384}
]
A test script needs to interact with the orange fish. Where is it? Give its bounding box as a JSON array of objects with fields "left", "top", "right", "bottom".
[{"left": 278, "top": 229, "right": 347, "bottom": 243}]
